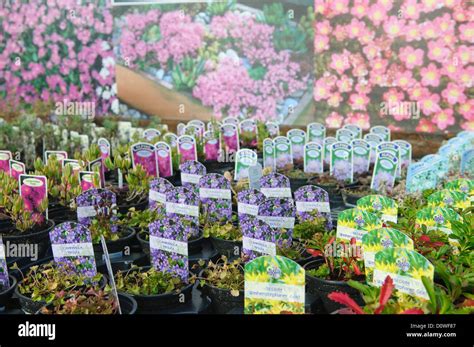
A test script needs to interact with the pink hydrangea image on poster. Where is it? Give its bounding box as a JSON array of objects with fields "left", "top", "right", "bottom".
[{"left": 19, "top": 175, "right": 47, "bottom": 224}]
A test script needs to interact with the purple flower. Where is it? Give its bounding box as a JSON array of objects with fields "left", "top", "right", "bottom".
[
  {"left": 199, "top": 173, "right": 232, "bottom": 222},
  {"left": 240, "top": 215, "right": 275, "bottom": 261},
  {"left": 294, "top": 185, "right": 332, "bottom": 230}
]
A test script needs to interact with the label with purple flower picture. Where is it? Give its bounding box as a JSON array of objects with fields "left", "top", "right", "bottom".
[
  {"left": 149, "top": 216, "right": 191, "bottom": 283},
  {"left": 237, "top": 189, "right": 266, "bottom": 221},
  {"left": 287, "top": 129, "right": 306, "bottom": 166},
  {"left": 364, "top": 133, "right": 383, "bottom": 164},
  {"left": 294, "top": 185, "right": 332, "bottom": 228},
  {"left": 461, "top": 149, "right": 474, "bottom": 178},
  {"left": 203, "top": 130, "right": 221, "bottom": 161},
  {"left": 373, "top": 248, "right": 433, "bottom": 300},
  {"left": 336, "top": 208, "right": 382, "bottom": 245},
  {"left": 164, "top": 132, "right": 178, "bottom": 149},
  {"left": 265, "top": 122, "right": 280, "bottom": 138},
  {"left": 49, "top": 222, "right": 97, "bottom": 278},
  {"left": 223, "top": 116, "right": 239, "bottom": 126},
  {"left": 76, "top": 189, "right": 118, "bottom": 234},
  {"left": 177, "top": 135, "right": 197, "bottom": 164},
  {"left": 180, "top": 160, "right": 206, "bottom": 191},
  {"left": 370, "top": 126, "right": 390, "bottom": 142},
  {"left": 259, "top": 173, "right": 292, "bottom": 199},
  {"left": 351, "top": 139, "right": 371, "bottom": 175},
  {"left": 336, "top": 128, "right": 355, "bottom": 143},
  {"left": 143, "top": 128, "right": 161, "bottom": 142},
  {"left": 371, "top": 151, "right": 398, "bottom": 193},
  {"left": 376, "top": 142, "right": 400, "bottom": 162},
  {"left": 307, "top": 123, "right": 325, "bottom": 145},
  {"left": 221, "top": 123, "right": 240, "bottom": 153},
  {"left": 234, "top": 149, "right": 258, "bottom": 181},
  {"left": 304, "top": 142, "right": 323, "bottom": 174},
  {"left": 239, "top": 119, "right": 258, "bottom": 148},
  {"left": 273, "top": 136, "right": 293, "bottom": 171},
  {"left": 357, "top": 195, "right": 398, "bottom": 224},
  {"left": 177, "top": 123, "right": 186, "bottom": 136},
  {"left": 89, "top": 158, "right": 106, "bottom": 188},
  {"left": 344, "top": 124, "right": 362, "bottom": 139},
  {"left": 241, "top": 216, "right": 276, "bottom": 261},
  {"left": 330, "top": 142, "right": 353, "bottom": 183},
  {"left": 154, "top": 142, "right": 173, "bottom": 178},
  {"left": 79, "top": 171, "right": 100, "bottom": 192},
  {"left": 19, "top": 174, "right": 48, "bottom": 222},
  {"left": 165, "top": 186, "right": 200, "bottom": 235},
  {"left": 393, "top": 140, "right": 412, "bottom": 177},
  {"left": 9, "top": 160, "right": 25, "bottom": 180},
  {"left": 199, "top": 173, "right": 232, "bottom": 222},
  {"left": 149, "top": 177, "right": 174, "bottom": 213},
  {"left": 131, "top": 143, "right": 158, "bottom": 177},
  {"left": 98, "top": 138, "right": 111, "bottom": 167},
  {"left": 258, "top": 198, "right": 296, "bottom": 239},
  {"left": 44, "top": 150, "right": 68, "bottom": 163},
  {"left": 263, "top": 138, "right": 276, "bottom": 171},
  {"left": 406, "top": 162, "right": 438, "bottom": 193},
  {"left": 63, "top": 159, "right": 82, "bottom": 175},
  {"left": 0, "top": 236, "right": 9, "bottom": 289},
  {"left": 0, "top": 151, "right": 12, "bottom": 173},
  {"left": 323, "top": 137, "right": 337, "bottom": 165}
]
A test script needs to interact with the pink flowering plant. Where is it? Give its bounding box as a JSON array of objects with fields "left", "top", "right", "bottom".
[{"left": 313, "top": 0, "right": 473, "bottom": 133}]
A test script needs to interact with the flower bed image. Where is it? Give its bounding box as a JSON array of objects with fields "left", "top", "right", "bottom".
[{"left": 313, "top": 0, "right": 473, "bottom": 133}]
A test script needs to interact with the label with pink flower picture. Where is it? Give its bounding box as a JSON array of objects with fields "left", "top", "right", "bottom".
[
  {"left": 221, "top": 123, "right": 240, "bottom": 153},
  {"left": 307, "top": 123, "right": 325, "bottom": 144},
  {"left": 177, "top": 135, "right": 197, "bottom": 164},
  {"left": 364, "top": 133, "right": 383, "bottom": 164},
  {"left": 154, "top": 142, "right": 173, "bottom": 177},
  {"left": 98, "top": 138, "right": 111, "bottom": 170},
  {"left": 371, "top": 152, "right": 398, "bottom": 193},
  {"left": 0, "top": 151, "right": 12, "bottom": 173},
  {"left": 351, "top": 139, "right": 371, "bottom": 175},
  {"left": 239, "top": 119, "right": 258, "bottom": 148},
  {"left": 0, "top": 236, "right": 10, "bottom": 289},
  {"left": 304, "top": 142, "right": 323, "bottom": 174},
  {"left": 370, "top": 126, "right": 390, "bottom": 142},
  {"left": 323, "top": 137, "right": 337, "bottom": 165},
  {"left": 131, "top": 142, "right": 158, "bottom": 177},
  {"left": 89, "top": 158, "right": 106, "bottom": 188},
  {"left": 265, "top": 122, "right": 280, "bottom": 138},
  {"left": 273, "top": 136, "right": 293, "bottom": 171},
  {"left": 234, "top": 149, "right": 258, "bottom": 181},
  {"left": 344, "top": 124, "right": 362, "bottom": 139},
  {"left": 188, "top": 120, "right": 205, "bottom": 137},
  {"left": 223, "top": 116, "right": 239, "bottom": 126},
  {"left": 287, "top": 129, "right": 306, "bottom": 166},
  {"left": 79, "top": 171, "right": 100, "bottom": 192},
  {"left": 263, "top": 138, "right": 275, "bottom": 171},
  {"left": 164, "top": 132, "right": 178, "bottom": 149},
  {"left": 19, "top": 174, "right": 48, "bottom": 221},
  {"left": 63, "top": 159, "right": 82, "bottom": 175},
  {"left": 203, "top": 131, "right": 220, "bottom": 162},
  {"left": 330, "top": 142, "right": 353, "bottom": 183},
  {"left": 207, "top": 121, "right": 221, "bottom": 133},
  {"left": 143, "top": 128, "right": 161, "bottom": 142},
  {"left": 44, "top": 150, "right": 68, "bottom": 163},
  {"left": 9, "top": 160, "right": 25, "bottom": 180},
  {"left": 393, "top": 140, "right": 412, "bottom": 177},
  {"left": 336, "top": 128, "right": 355, "bottom": 143}
]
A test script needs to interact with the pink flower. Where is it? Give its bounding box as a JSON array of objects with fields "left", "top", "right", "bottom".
[
  {"left": 383, "top": 89, "right": 405, "bottom": 104},
  {"left": 330, "top": 52, "right": 350, "bottom": 74},
  {"left": 349, "top": 93, "right": 369, "bottom": 111},
  {"left": 432, "top": 109, "right": 455, "bottom": 130},
  {"left": 383, "top": 16, "right": 405, "bottom": 38},
  {"left": 442, "top": 83, "right": 466, "bottom": 105},
  {"left": 420, "top": 64, "right": 441, "bottom": 87},
  {"left": 330, "top": 0, "right": 350, "bottom": 15},
  {"left": 416, "top": 118, "right": 436, "bottom": 133},
  {"left": 459, "top": 22, "right": 474, "bottom": 42},
  {"left": 458, "top": 100, "right": 474, "bottom": 121},
  {"left": 399, "top": 46, "right": 424, "bottom": 69},
  {"left": 345, "top": 112, "right": 370, "bottom": 129},
  {"left": 427, "top": 40, "right": 449, "bottom": 63},
  {"left": 420, "top": 93, "right": 441, "bottom": 115},
  {"left": 396, "top": 70, "right": 415, "bottom": 89},
  {"left": 368, "top": 4, "right": 388, "bottom": 26},
  {"left": 404, "top": 21, "right": 422, "bottom": 42},
  {"left": 326, "top": 112, "right": 344, "bottom": 128},
  {"left": 401, "top": 0, "right": 421, "bottom": 20},
  {"left": 314, "top": 78, "right": 332, "bottom": 101},
  {"left": 314, "top": 35, "right": 329, "bottom": 53},
  {"left": 351, "top": 0, "right": 369, "bottom": 18},
  {"left": 421, "top": 21, "right": 439, "bottom": 40}
]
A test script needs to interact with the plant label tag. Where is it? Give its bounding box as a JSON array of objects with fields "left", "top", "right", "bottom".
[
  {"left": 100, "top": 235, "right": 122, "bottom": 315},
  {"left": 263, "top": 138, "right": 276, "bottom": 171},
  {"left": 371, "top": 151, "right": 398, "bottom": 193},
  {"left": 237, "top": 189, "right": 266, "bottom": 221},
  {"left": 265, "top": 122, "right": 280, "bottom": 138},
  {"left": 287, "top": 129, "right": 306, "bottom": 165},
  {"left": 177, "top": 135, "right": 197, "bottom": 164},
  {"left": 19, "top": 174, "right": 48, "bottom": 222},
  {"left": 0, "top": 236, "right": 9, "bottom": 290},
  {"left": 154, "top": 142, "right": 173, "bottom": 177},
  {"left": 79, "top": 171, "right": 100, "bottom": 192},
  {"left": 239, "top": 119, "right": 258, "bottom": 148},
  {"left": 221, "top": 123, "right": 240, "bottom": 153},
  {"left": 9, "top": 160, "right": 25, "bottom": 180},
  {"left": 131, "top": 143, "right": 158, "bottom": 177},
  {"left": 143, "top": 128, "right": 161, "bottom": 142},
  {"left": 351, "top": 139, "right": 371, "bottom": 175},
  {"left": 241, "top": 216, "right": 276, "bottom": 261},
  {"left": 203, "top": 130, "right": 221, "bottom": 162},
  {"left": 0, "top": 150, "right": 12, "bottom": 173},
  {"left": 273, "top": 136, "right": 293, "bottom": 171},
  {"left": 330, "top": 142, "right": 353, "bottom": 183},
  {"left": 88, "top": 158, "right": 105, "bottom": 188},
  {"left": 259, "top": 172, "right": 291, "bottom": 198},
  {"left": 294, "top": 185, "right": 332, "bottom": 229},
  {"left": 336, "top": 208, "right": 382, "bottom": 245},
  {"left": 304, "top": 142, "right": 323, "bottom": 174},
  {"left": 307, "top": 123, "right": 325, "bottom": 145},
  {"left": 357, "top": 195, "right": 398, "bottom": 224},
  {"left": 199, "top": 173, "right": 232, "bottom": 222},
  {"left": 249, "top": 163, "right": 263, "bottom": 191},
  {"left": 234, "top": 149, "right": 258, "bottom": 181}
]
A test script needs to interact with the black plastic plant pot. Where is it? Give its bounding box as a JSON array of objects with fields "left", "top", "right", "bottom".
[
  {"left": 304, "top": 259, "right": 364, "bottom": 314},
  {"left": 289, "top": 178, "right": 309, "bottom": 193},
  {"left": 137, "top": 230, "right": 204, "bottom": 259},
  {"left": 116, "top": 266, "right": 193, "bottom": 314},
  {"left": 0, "top": 275, "right": 17, "bottom": 309},
  {"left": 48, "top": 202, "right": 77, "bottom": 224},
  {"left": 118, "top": 293, "right": 138, "bottom": 315},
  {"left": 166, "top": 172, "right": 181, "bottom": 187},
  {"left": 0, "top": 219, "right": 55, "bottom": 264},
  {"left": 118, "top": 199, "right": 148, "bottom": 215},
  {"left": 210, "top": 237, "right": 242, "bottom": 260},
  {"left": 93, "top": 226, "right": 137, "bottom": 259},
  {"left": 201, "top": 282, "right": 244, "bottom": 314},
  {"left": 341, "top": 186, "right": 366, "bottom": 206},
  {"left": 203, "top": 161, "right": 234, "bottom": 175}
]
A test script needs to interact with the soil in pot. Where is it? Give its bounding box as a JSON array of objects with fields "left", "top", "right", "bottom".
[
  {"left": 203, "top": 161, "right": 234, "bottom": 175},
  {"left": 0, "top": 275, "right": 17, "bottom": 309},
  {"left": 341, "top": 185, "right": 372, "bottom": 206},
  {"left": 304, "top": 259, "right": 364, "bottom": 314},
  {"left": 308, "top": 174, "right": 359, "bottom": 209}
]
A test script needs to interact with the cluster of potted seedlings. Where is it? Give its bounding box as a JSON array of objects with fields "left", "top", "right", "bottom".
[{"left": 0, "top": 114, "right": 472, "bottom": 314}]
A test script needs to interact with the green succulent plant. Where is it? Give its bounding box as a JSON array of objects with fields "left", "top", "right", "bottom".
[
  {"left": 259, "top": 3, "right": 288, "bottom": 28},
  {"left": 171, "top": 56, "right": 205, "bottom": 92},
  {"left": 273, "top": 24, "right": 307, "bottom": 53}
]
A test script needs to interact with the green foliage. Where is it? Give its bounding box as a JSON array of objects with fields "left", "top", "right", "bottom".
[
  {"left": 293, "top": 212, "right": 327, "bottom": 240},
  {"left": 259, "top": 3, "right": 288, "bottom": 28},
  {"left": 120, "top": 207, "right": 162, "bottom": 234},
  {"left": 193, "top": 256, "right": 244, "bottom": 296},
  {"left": 206, "top": 0, "right": 236, "bottom": 16},
  {"left": 273, "top": 24, "right": 307, "bottom": 53},
  {"left": 171, "top": 56, "right": 205, "bottom": 92},
  {"left": 41, "top": 289, "right": 117, "bottom": 315},
  {"left": 202, "top": 221, "right": 241, "bottom": 241}
]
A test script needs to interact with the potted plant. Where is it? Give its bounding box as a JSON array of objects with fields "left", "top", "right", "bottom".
[
  {"left": 293, "top": 210, "right": 331, "bottom": 241},
  {"left": 308, "top": 172, "right": 358, "bottom": 209},
  {"left": 202, "top": 217, "right": 242, "bottom": 259},
  {"left": 0, "top": 275, "right": 17, "bottom": 309},
  {"left": 276, "top": 239, "right": 312, "bottom": 266}
]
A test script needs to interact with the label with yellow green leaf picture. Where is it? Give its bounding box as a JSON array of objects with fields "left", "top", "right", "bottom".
[
  {"left": 444, "top": 179, "right": 474, "bottom": 201},
  {"left": 336, "top": 208, "right": 382, "bottom": 245},
  {"left": 427, "top": 189, "right": 470, "bottom": 209},
  {"left": 357, "top": 195, "right": 398, "bottom": 224}
]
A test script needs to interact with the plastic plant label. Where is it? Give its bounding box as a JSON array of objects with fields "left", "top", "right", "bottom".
[
  {"left": 188, "top": 120, "right": 205, "bottom": 136},
  {"left": 357, "top": 195, "right": 398, "bottom": 224},
  {"left": 362, "top": 228, "right": 413, "bottom": 283},
  {"left": 154, "top": 142, "right": 173, "bottom": 178},
  {"left": 344, "top": 124, "right": 362, "bottom": 139},
  {"left": 177, "top": 135, "right": 197, "bottom": 164},
  {"left": 240, "top": 215, "right": 276, "bottom": 261},
  {"left": 461, "top": 149, "right": 474, "bottom": 177},
  {"left": 0, "top": 150, "right": 12, "bottom": 173},
  {"left": 63, "top": 159, "right": 82, "bottom": 175},
  {"left": 150, "top": 216, "right": 191, "bottom": 283},
  {"left": 180, "top": 160, "right": 206, "bottom": 192},
  {"left": 0, "top": 236, "right": 9, "bottom": 289},
  {"left": 393, "top": 140, "right": 412, "bottom": 176},
  {"left": 234, "top": 149, "right": 258, "bottom": 181},
  {"left": 371, "top": 151, "right": 398, "bottom": 193},
  {"left": 9, "top": 160, "right": 25, "bottom": 180},
  {"left": 244, "top": 255, "right": 305, "bottom": 314},
  {"left": 415, "top": 206, "right": 462, "bottom": 236},
  {"left": 330, "top": 142, "right": 353, "bottom": 184},
  {"left": 351, "top": 139, "right": 371, "bottom": 175},
  {"left": 287, "top": 129, "right": 306, "bottom": 165},
  {"left": 438, "top": 144, "right": 460, "bottom": 173},
  {"left": 76, "top": 189, "right": 118, "bottom": 234},
  {"left": 323, "top": 137, "right": 337, "bottom": 165},
  {"left": 406, "top": 162, "right": 437, "bottom": 193},
  {"left": 294, "top": 185, "right": 332, "bottom": 230},
  {"left": 44, "top": 150, "right": 68, "bottom": 163},
  {"left": 259, "top": 173, "right": 292, "bottom": 199},
  {"left": 131, "top": 143, "right": 158, "bottom": 177},
  {"left": 100, "top": 235, "right": 121, "bottom": 315},
  {"left": 19, "top": 174, "right": 48, "bottom": 222},
  {"left": 98, "top": 138, "right": 111, "bottom": 171},
  {"left": 203, "top": 130, "right": 220, "bottom": 162},
  {"left": 184, "top": 124, "right": 202, "bottom": 139},
  {"left": 420, "top": 154, "right": 448, "bottom": 181},
  {"left": 223, "top": 116, "right": 239, "bottom": 126},
  {"left": 49, "top": 222, "right": 97, "bottom": 278},
  {"left": 237, "top": 189, "right": 266, "bottom": 222},
  {"left": 265, "top": 122, "right": 280, "bottom": 138},
  {"left": 143, "top": 128, "right": 161, "bottom": 142},
  {"left": 149, "top": 177, "right": 174, "bottom": 214},
  {"left": 221, "top": 123, "right": 240, "bottom": 153},
  {"left": 79, "top": 171, "right": 100, "bottom": 192},
  {"left": 249, "top": 163, "right": 263, "bottom": 191},
  {"left": 304, "top": 142, "right": 323, "bottom": 174},
  {"left": 336, "top": 128, "right": 355, "bottom": 143},
  {"left": 273, "top": 136, "right": 293, "bottom": 171},
  {"left": 165, "top": 186, "right": 199, "bottom": 236},
  {"left": 177, "top": 123, "right": 186, "bottom": 136},
  {"left": 427, "top": 189, "right": 470, "bottom": 210},
  {"left": 88, "top": 158, "right": 105, "bottom": 188},
  {"left": 445, "top": 179, "right": 474, "bottom": 199},
  {"left": 164, "top": 133, "right": 178, "bottom": 149},
  {"left": 199, "top": 173, "right": 232, "bottom": 222},
  {"left": 239, "top": 119, "right": 258, "bottom": 148},
  {"left": 336, "top": 208, "right": 382, "bottom": 245},
  {"left": 370, "top": 126, "right": 390, "bottom": 142},
  {"left": 307, "top": 123, "right": 326, "bottom": 145},
  {"left": 258, "top": 198, "right": 296, "bottom": 240},
  {"left": 263, "top": 138, "right": 276, "bottom": 171},
  {"left": 373, "top": 248, "right": 433, "bottom": 300},
  {"left": 364, "top": 133, "right": 383, "bottom": 164}
]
